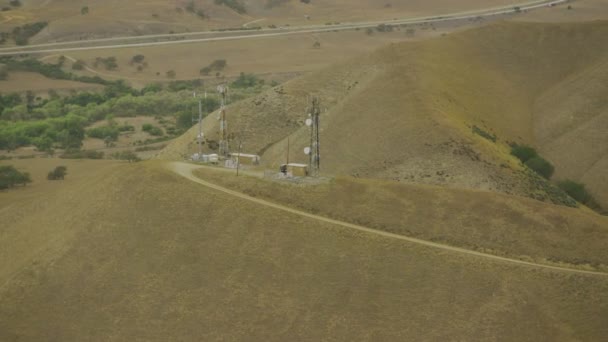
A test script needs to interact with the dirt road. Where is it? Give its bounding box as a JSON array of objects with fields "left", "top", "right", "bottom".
[{"left": 168, "top": 161, "right": 608, "bottom": 277}]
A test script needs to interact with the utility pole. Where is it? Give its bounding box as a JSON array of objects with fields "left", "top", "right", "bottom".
[
  {"left": 236, "top": 136, "right": 243, "bottom": 177},
  {"left": 286, "top": 136, "right": 290, "bottom": 165},
  {"left": 196, "top": 92, "right": 205, "bottom": 158},
  {"left": 193, "top": 91, "right": 205, "bottom": 160}
]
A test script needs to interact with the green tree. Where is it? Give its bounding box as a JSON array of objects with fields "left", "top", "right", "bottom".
[
  {"left": 0, "top": 165, "right": 31, "bottom": 189},
  {"left": 32, "top": 136, "right": 53, "bottom": 152},
  {"left": 176, "top": 111, "right": 194, "bottom": 130}
]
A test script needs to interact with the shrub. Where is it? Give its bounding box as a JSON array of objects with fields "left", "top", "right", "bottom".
[
  {"left": 135, "top": 144, "right": 166, "bottom": 152},
  {"left": 185, "top": 0, "right": 196, "bottom": 12},
  {"left": 118, "top": 125, "right": 135, "bottom": 132},
  {"left": 72, "top": 59, "right": 85, "bottom": 70},
  {"left": 81, "top": 6, "right": 89, "bottom": 15},
  {"left": 200, "top": 59, "right": 226, "bottom": 75},
  {"left": 472, "top": 125, "right": 496, "bottom": 142},
  {"left": 140, "top": 83, "right": 163, "bottom": 94},
  {"left": 376, "top": 24, "right": 393, "bottom": 32},
  {"left": 142, "top": 124, "right": 164, "bottom": 136},
  {"left": 196, "top": 9, "right": 207, "bottom": 18},
  {"left": 111, "top": 150, "right": 140, "bottom": 162},
  {"left": 232, "top": 72, "right": 261, "bottom": 88},
  {"left": 12, "top": 21, "right": 48, "bottom": 45},
  {"left": 214, "top": 0, "right": 246, "bottom": 14},
  {"left": 59, "top": 150, "right": 104, "bottom": 159},
  {"left": 511, "top": 144, "right": 537, "bottom": 163},
  {"left": 209, "top": 59, "right": 227, "bottom": 70},
  {"left": 557, "top": 180, "right": 592, "bottom": 204},
  {"left": 525, "top": 156, "right": 554, "bottom": 179},
  {"left": 47, "top": 166, "right": 67, "bottom": 180},
  {"left": 131, "top": 54, "right": 145, "bottom": 64},
  {"left": 94, "top": 57, "right": 118, "bottom": 70},
  {"left": 87, "top": 125, "right": 119, "bottom": 140}
]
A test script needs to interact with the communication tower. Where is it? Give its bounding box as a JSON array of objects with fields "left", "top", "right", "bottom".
[
  {"left": 193, "top": 91, "right": 206, "bottom": 158},
  {"left": 217, "top": 84, "right": 229, "bottom": 157},
  {"left": 304, "top": 96, "right": 321, "bottom": 177}
]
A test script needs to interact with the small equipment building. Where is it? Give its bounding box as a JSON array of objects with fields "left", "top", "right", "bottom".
[
  {"left": 230, "top": 153, "right": 261, "bottom": 166},
  {"left": 280, "top": 163, "right": 309, "bottom": 177}
]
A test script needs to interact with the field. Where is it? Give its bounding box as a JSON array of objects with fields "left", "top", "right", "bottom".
[
  {"left": 1, "top": 1, "right": 608, "bottom": 340},
  {"left": 0, "top": 0, "right": 530, "bottom": 42},
  {"left": 1, "top": 158, "right": 607, "bottom": 340},
  {"left": 0, "top": 0, "right": 571, "bottom": 91},
  {"left": 192, "top": 166, "right": 608, "bottom": 270}
]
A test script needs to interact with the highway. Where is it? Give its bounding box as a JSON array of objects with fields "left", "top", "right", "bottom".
[{"left": 0, "top": 0, "right": 568, "bottom": 56}]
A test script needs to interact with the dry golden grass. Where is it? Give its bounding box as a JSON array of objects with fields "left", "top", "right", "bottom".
[
  {"left": 57, "top": 28, "right": 436, "bottom": 86},
  {"left": 516, "top": 0, "right": 608, "bottom": 22},
  {"left": 163, "top": 20, "right": 608, "bottom": 208},
  {"left": 193, "top": 166, "right": 608, "bottom": 270},
  {"left": 1, "top": 158, "right": 607, "bottom": 340}
]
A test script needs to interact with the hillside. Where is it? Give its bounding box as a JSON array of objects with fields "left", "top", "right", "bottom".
[
  {"left": 161, "top": 20, "right": 608, "bottom": 208},
  {"left": 1, "top": 158, "right": 607, "bottom": 340}
]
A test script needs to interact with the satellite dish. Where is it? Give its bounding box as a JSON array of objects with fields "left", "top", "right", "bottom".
[
  {"left": 305, "top": 118, "right": 313, "bottom": 127},
  {"left": 304, "top": 147, "right": 311, "bottom": 155}
]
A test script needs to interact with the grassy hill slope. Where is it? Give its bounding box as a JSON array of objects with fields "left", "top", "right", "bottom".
[
  {"left": 1, "top": 158, "right": 607, "bottom": 340},
  {"left": 194, "top": 166, "right": 608, "bottom": 270},
  {"left": 162, "top": 20, "right": 608, "bottom": 208}
]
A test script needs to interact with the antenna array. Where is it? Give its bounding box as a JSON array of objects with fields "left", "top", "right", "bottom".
[
  {"left": 217, "top": 84, "right": 229, "bottom": 157},
  {"left": 306, "top": 96, "right": 321, "bottom": 177},
  {"left": 193, "top": 91, "right": 206, "bottom": 158}
]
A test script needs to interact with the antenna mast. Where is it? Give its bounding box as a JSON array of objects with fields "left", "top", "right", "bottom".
[
  {"left": 217, "top": 84, "right": 229, "bottom": 158},
  {"left": 307, "top": 96, "right": 321, "bottom": 177},
  {"left": 193, "top": 91, "right": 205, "bottom": 159}
]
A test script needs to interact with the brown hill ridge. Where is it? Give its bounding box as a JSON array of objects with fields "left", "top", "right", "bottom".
[{"left": 160, "top": 20, "right": 608, "bottom": 209}]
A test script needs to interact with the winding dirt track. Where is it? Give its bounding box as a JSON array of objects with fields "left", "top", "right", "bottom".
[{"left": 169, "top": 162, "right": 608, "bottom": 277}]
